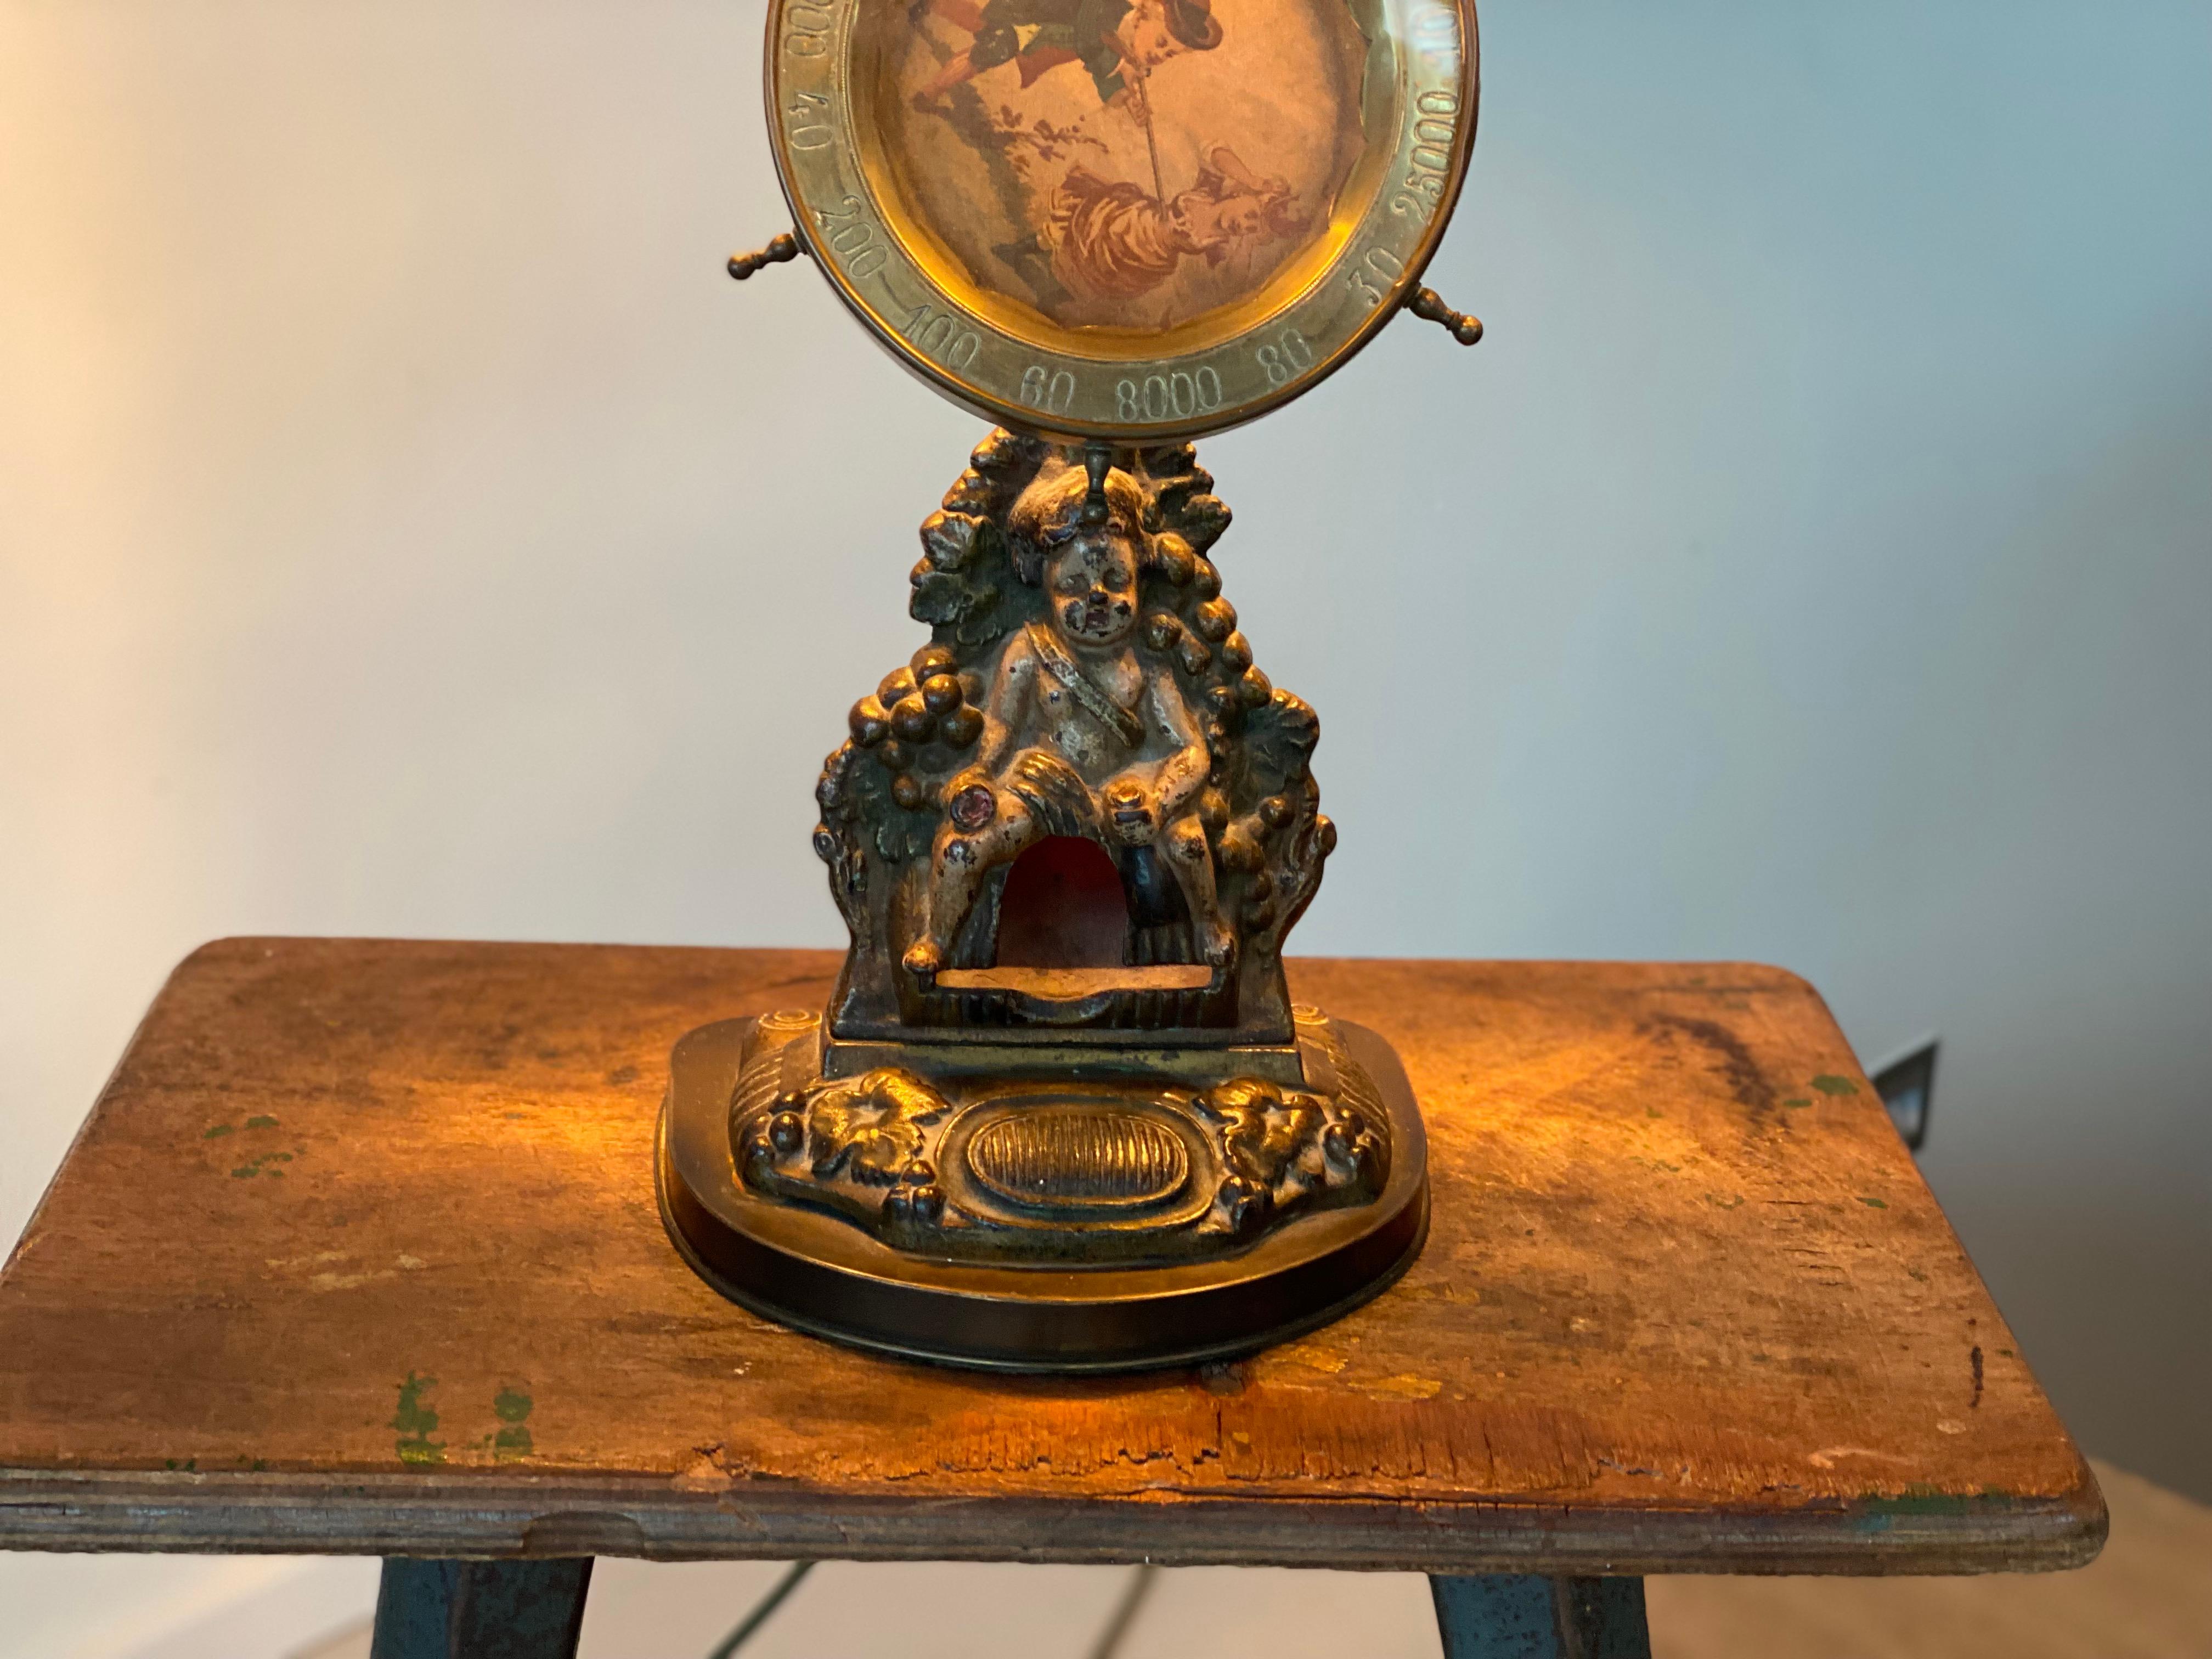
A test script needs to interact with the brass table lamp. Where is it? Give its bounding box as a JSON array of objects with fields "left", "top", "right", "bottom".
[{"left": 660, "top": 0, "right": 1485, "bottom": 1370}]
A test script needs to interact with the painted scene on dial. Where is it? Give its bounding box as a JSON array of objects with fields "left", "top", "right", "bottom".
[{"left": 873, "top": 0, "right": 1391, "bottom": 331}]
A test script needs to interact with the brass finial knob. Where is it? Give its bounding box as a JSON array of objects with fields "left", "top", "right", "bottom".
[
  {"left": 1405, "top": 286, "right": 1483, "bottom": 346},
  {"left": 727, "top": 232, "right": 804, "bottom": 281}
]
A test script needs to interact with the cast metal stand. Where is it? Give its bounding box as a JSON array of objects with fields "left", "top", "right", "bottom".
[{"left": 659, "top": 435, "right": 1430, "bottom": 1368}]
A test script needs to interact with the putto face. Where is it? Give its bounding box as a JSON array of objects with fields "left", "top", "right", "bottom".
[
  {"left": 1215, "top": 196, "right": 1265, "bottom": 236},
  {"left": 1124, "top": 5, "right": 1181, "bottom": 69},
  {"left": 1047, "top": 535, "right": 1139, "bottom": 646}
]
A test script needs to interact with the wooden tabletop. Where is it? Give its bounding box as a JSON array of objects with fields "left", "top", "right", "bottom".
[{"left": 0, "top": 940, "right": 2101, "bottom": 1575}]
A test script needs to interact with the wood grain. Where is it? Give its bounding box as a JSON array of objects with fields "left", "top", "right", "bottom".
[{"left": 0, "top": 940, "right": 2102, "bottom": 1573}]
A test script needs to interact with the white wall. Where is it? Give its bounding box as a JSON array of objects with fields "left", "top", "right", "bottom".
[{"left": 2, "top": 0, "right": 2207, "bottom": 1646}]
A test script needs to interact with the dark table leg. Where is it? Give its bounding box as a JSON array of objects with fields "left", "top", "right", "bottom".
[
  {"left": 371, "top": 1558, "right": 594, "bottom": 1659},
  {"left": 1429, "top": 1575, "right": 1651, "bottom": 1659}
]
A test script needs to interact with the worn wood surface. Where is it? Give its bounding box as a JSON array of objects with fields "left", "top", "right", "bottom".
[{"left": 0, "top": 940, "right": 2101, "bottom": 1573}]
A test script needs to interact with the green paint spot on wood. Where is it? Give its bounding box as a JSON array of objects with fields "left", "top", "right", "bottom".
[
  {"left": 1864, "top": 1484, "right": 2015, "bottom": 1516},
  {"left": 244, "top": 1114, "right": 279, "bottom": 1129},
  {"left": 1645, "top": 1107, "right": 1662, "bottom": 1119},
  {"left": 492, "top": 1384, "right": 534, "bottom": 1462},
  {"left": 204, "top": 1124, "right": 234, "bottom": 1139},
  {"left": 1812, "top": 1074, "right": 1859, "bottom": 1096},
  {"left": 392, "top": 1373, "right": 444, "bottom": 1465},
  {"left": 1781, "top": 1098, "right": 1812, "bottom": 1109},
  {"left": 1705, "top": 1193, "right": 1744, "bottom": 1209},
  {"left": 229, "top": 1149, "right": 300, "bottom": 1179},
  {"left": 1860, "top": 1196, "right": 1888, "bottom": 1209}
]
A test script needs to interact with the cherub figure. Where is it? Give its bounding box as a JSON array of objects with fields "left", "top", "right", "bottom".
[{"left": 901, "top": 461, "right": 1230, "bottom": 981}]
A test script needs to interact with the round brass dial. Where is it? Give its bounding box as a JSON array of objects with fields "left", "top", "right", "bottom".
[{"left": 765, "top": 0, "right": 1479, "bottom": 441}]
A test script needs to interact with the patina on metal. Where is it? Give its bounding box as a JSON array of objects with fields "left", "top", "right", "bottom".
[
  {"left": 664, "top": 0, "right": 1490, "bottom": 1368},
  {"left": 660, "top": 1008, "right": 1429, "bottom": 1371},
  {"left": 659, "top": 433, "right": 1430, "bottom": 1367},
  {"left": 819, "top": 435, "right": 1330, "bottom": 1042}
]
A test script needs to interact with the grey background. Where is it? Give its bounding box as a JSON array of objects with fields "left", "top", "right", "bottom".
[{"left": 2, "top": 1, "right": 2207, "bottom": 1651}]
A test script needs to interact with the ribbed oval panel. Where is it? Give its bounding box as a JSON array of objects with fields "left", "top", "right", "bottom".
[{"left": 968, "top": 1109, "right": 1187, "bottom": 1207}]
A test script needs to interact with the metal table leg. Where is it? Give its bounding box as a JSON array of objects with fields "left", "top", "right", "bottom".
[
  {"left": 1430, "top": 1575, "right": 1651, "bottom": 1659},
  {"left": 371, "top": 1558, "right": 594, "bottom": 1659}
]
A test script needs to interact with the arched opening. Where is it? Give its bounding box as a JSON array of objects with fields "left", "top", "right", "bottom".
[
  {"left": 994, "top": 836, "right": 1128, "bottom": 968},
  {"left": 935, "top": 834, "right": 1215, "bottom": 997}
]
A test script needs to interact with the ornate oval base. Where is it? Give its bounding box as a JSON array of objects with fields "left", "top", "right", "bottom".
[{"left": 657, "top": 1017, "right": 1429, "bottom": 1373}]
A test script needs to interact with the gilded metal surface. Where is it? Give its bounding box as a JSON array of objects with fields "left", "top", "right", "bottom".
[
  {"left": 815, "top": 430, "right": 1333, "bottom": 1048},
  {"left": 725, "top": 1003, "right": 1387, "bottom": 1266},
  {"left": 659, "top": 1009, "right": 1430, "bottom": 1370},
  {"left": 816, "top": 1033, "right": 1309, "bottom": 1086},
  {"left": 762, "top": 0, "right": 1479, "bottom": 441},
  {"left": 671, "top": 3, "right": 1479, "bottom": 1359},
  {"left": 968, "top": 1108, "right": 1188, "bottom": 1207}
]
